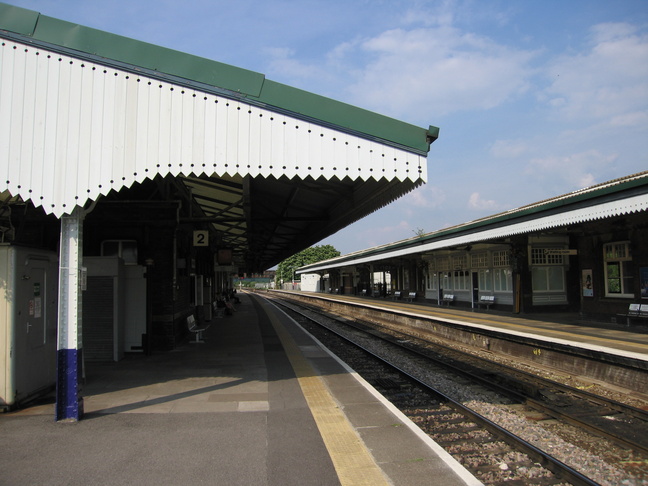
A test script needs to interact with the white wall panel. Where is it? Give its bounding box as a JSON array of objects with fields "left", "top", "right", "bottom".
[{"left": 0, "top": 38, "right": 427, "bottom": 217}]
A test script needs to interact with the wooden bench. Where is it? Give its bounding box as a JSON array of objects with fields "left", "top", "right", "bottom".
[
  {"left": 187, "top": 315, "right": 209, "bottom": 343},
  {"left": 478, "top": 295, "right": 495, "bottom": 310},
  {"left": 405, "top": 291, "right": 417, "bottom": 302},
  {"left": 441, "top": 294, "right": 454, "bottom": 306},
  {"left": 392, "top": 291, "right": 402, "bottom": 300},
  {"left": 619, "top": 303, "right": 648, "bottom": 326}
]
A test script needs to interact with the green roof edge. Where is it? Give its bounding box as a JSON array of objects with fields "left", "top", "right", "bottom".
[
  {"left": 299, "top": 171, "right": 648, "bottom": 269},
  {"left": 0, "top": 2, "right": 437, "bottom": 154}
]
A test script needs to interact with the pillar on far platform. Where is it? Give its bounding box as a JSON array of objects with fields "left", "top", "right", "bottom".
[{"left": 55, "top": 207, "right": 84, "bottom": 422}]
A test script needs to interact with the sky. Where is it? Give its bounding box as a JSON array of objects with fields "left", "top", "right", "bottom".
[{"left": 7, "top": 0, "right": 648, "bottom": 256}]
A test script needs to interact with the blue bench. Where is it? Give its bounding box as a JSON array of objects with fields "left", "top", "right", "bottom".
[
  {"left": 619, "top": 303, "right": 648, "bottom": 326},
  {"left": 478, "top": 295, "right": 495, "bottom": 310}
]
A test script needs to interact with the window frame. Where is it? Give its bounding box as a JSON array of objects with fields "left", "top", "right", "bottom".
[{"left": 603, "top": 241, "right": 634, "bottom": 298}]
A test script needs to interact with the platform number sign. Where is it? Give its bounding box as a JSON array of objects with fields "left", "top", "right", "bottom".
[{"left": 193, "top": 230, "right": 209, "bottom": 247}]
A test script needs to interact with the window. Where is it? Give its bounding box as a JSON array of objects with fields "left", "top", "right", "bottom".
[
  {"left": 437, "top": 257, "right": 449, "bottom": 272},
  {"left": 453, "top": 270, "right": 470, "bottom": 290},
  {"left": 426, "top": 261, "right": 437, "bottom": 290},
  {"left": 101, "top": 240, "right": 138, "bottom": 265},
  {"left": 530, "top": 247, "right": 565, "bottom": 293},
  {"left": 493, "top": 250, "right": 510, "bottom": 267},
  {"left": 471, "top": 252, "right": 489, "bottom": 268},
  {"left": 603, "top": 242, "right": 634, "bottom": 297},
  {"left": 492, "top": 250, "right": 511, "bottom": 292},
  {"left": 478, "top": 269, "right": 493, "bottom": 291},
  {"left": 436, "top": 258, "right": 451, "bottom": 291},
  {"left": 452, "top": 255, "right": 469, "bottom": 290},
  {"left": 493, "top": 268, "right": 512, "bottom": 291},
  {"left": 440, "top": 271, "right": 452, "bottom": 290},
  {"left": 531, "top": 248, "right": 564, "bottom": 265},
  {"left": 532, "top": 266, "right": 564, "bottom": 292},
  {"left": 453, "top": 255, "right": 468, "bottom": 269}
]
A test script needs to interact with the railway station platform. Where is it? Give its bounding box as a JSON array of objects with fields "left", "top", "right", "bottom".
[
  {"left": 287, "top": 291, "right": 648, "bottom": 363},
  {"left": 0, "top": 291, "right": 479, "bottom": 486}
]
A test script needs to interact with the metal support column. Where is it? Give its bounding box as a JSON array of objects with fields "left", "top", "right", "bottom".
[{"left": 55, "top": 208, "right": 84, "bottom": 422}]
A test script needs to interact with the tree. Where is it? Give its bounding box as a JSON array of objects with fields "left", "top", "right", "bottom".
[{"left": 276, "top": 245, "right": 340, "bottom": 284}]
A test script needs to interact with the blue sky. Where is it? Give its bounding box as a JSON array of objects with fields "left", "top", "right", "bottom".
[{"left": 7, "top": 0, "right": 648, "bottom": 255}]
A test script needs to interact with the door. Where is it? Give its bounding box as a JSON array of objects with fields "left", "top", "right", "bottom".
[
  {"left": 472, "top": 272, "right": 479, "bottom": 308},
  {"left": 16, "top": 263, "right": 55, "bottom": 401}
]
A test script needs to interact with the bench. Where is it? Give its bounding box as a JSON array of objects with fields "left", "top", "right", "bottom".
[
  {"left": 187, "top": 315, "right": 209, "bottom": 343},
  {"left": 478, "top": 295, "right": 495, "bottom": 310},
  {"left": 619, "top": 303, "right": 648, "bottom": 326},
  {"left": 392, "top": 291, "right": 402, "bottom": 300},
  {"left": 405, "top": 291, "right": 417, "bottom": 302},
  {"left": 212, "top": 301, "right": 226, "bottom": 319},
  {"left": 441, "top": 294, "right": 454, "bottom": 306}
]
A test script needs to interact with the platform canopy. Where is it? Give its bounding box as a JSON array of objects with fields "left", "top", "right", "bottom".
[
  {"left": 297, "top": 171, "right": 648, "bottom": 273},
  {"left": 0, "top": 3, "right": 438, "bottom": 271}
]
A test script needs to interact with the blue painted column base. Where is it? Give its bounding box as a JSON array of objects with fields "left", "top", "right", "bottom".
[{"left": 55, "top": 348, "right": 84, "bottom": 421}]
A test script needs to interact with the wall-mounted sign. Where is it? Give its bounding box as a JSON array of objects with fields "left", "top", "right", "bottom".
[
  {"left": 582, "top": 269, "right": 593, "bottom": 297},
  {"left": 544, "top": 249, "right": 578, "bottom": 255},
  {"left": 193, "top": 230, "right": 209, "bottom": 247}
]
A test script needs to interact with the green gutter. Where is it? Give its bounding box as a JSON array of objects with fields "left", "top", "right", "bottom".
[{"left": 0, "top": 2, "right": 437, "bottom": 154}]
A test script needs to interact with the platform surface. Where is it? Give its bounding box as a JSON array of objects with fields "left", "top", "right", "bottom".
[
  {"left": 291, "top": 291, "right": 648, "bottom": 362},
  {"left": 0, "top": 291, "right": 478, "bottom": 486}
]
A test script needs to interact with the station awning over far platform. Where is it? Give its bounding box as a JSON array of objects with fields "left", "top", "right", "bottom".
[
  {"left": 0, "top": 2, "right": 438, "bottom": 271},
  {"left": 297, "top": 171, "right": 648, "bottom": 273}
]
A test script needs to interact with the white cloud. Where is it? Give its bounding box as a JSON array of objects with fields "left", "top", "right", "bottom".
[
  {"left": 543, "top": 23, "right": 648, "bottom": 123},
  {"left": 489, "top": 139, "right": 529, "bottom": 159},
  {"left": 468, "top": 192, "right": 499, "bottom": 211},
  {"left": 404, "top": 185, "right": 446, "bottom": 209},
  {"left": 264, "top": 20, "right": 537, "bottom": 121},
  {"left": 346, "top": 26, "right": 536, "bottom": 119},
  {"left": 356, "top": 220, "right": 412, "bottom": 248},
  {"left": 526, "top": 150, "right": 618, "bottom": 190}
]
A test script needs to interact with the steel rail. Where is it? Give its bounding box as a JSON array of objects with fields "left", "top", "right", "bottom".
[
  {"left": 359, "top": 316, "right": 648, "bottom": 455},
  {"left": 280, "top": 292, "right": 648, "bottom": 454},
  {"left": 272, "top": 296, "right": 600, "bottom": 486}
]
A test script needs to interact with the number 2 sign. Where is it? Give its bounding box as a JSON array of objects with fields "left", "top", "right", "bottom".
[{"left": 193, "top": 230, "right": 208, "bottom": 247}]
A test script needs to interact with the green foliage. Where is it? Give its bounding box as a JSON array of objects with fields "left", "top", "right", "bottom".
[{"left": 276, "top": 245, "right": 340, "bottom": 283}]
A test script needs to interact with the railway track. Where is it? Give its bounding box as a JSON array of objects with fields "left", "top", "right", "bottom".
[
  {"left": 356, "top": 315, "right": 648, "bottom": 455},
  {"left": 266, "top": 293, "right": 648, "bottom": 485}
]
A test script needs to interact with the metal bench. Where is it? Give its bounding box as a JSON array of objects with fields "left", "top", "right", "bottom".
[
  {"left": 212, "top": 301, "right": 226, "bottom": 319},
  {"left": 478, "top": 295, "right": 495, "bottom": 310},
  {"left": 187, "top": 315, "right": 208, "bottom": 343},
  {"left": 441, "top": 294, "right": 454, "bottom": 306},
  {"left": 392, "top": 291, "right": 402, "bottom": 300},
  {"left": 619, "top": 303, "right": 648, "bottom": 326},
  {"left": 405, "top": 291, "right": 417, "bottom": 302}
]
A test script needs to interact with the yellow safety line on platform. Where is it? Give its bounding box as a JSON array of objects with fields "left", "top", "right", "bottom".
[{"left": 267, "top": 307, "right": 390, "bottom": 486}]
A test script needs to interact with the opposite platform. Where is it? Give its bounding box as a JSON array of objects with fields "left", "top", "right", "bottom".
[
  {"left": 0, "top": 291, "right": 478, "bottom": 486},
  {"left": 280, "top": 291, "right": 648, "bottom": 363}
]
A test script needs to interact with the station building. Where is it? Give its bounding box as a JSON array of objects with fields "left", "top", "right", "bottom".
[
  {"left": 0, "top": 3, "right": 438, "bottom": 417},
  {"left": 298, "top": 172, "right": 648, "bottom": 324}
]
